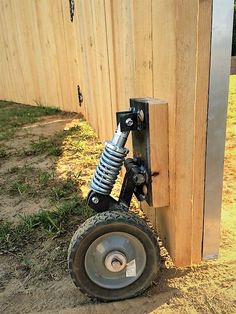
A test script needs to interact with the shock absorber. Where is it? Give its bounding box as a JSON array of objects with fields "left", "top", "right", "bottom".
[
  {"left": 90, "top": 124, "right": 129, "bottom": 195},
  {"left": 87, "top": 108, "right": 148, "bottom": 213}
]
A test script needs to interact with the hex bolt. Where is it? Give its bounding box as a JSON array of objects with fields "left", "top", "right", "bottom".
[
  {"left": 125, "top": 118, "right": 134, "bottom": 127},
  {"left": 111, "top": 258, "right": 123, "bottom": 270},
  {"left": 91, "top": 196, "right": 99, "bottom": 204}
]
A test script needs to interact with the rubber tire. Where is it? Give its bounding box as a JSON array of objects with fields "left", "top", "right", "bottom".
[{"left": 68, "top": 210, "right": 161, "bottom": 301}]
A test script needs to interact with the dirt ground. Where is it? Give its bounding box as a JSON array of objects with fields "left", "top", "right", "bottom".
[{"left": 0, "top": 76, "right": 235, "bottom": 314}]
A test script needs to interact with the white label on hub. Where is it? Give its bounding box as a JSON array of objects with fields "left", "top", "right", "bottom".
[{"left": 126, "top": 259, "right": 136, "bottom": 277}]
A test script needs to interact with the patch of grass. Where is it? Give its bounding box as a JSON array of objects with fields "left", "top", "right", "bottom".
[
  {"left": 0, "top": 106, "right": 102, "bottom": 252},
  {"left": 0, "top": 221, "right": 33, "bottom": 251},
  {"left": 49, "top": 179, "right": 78, "bottom": 201},
  {"left": 0, "top": 101, "right": 60, "bottom": 141},
  {"left": 26, "top": 137, "right": 63, "bottom": 156},
  {"left": 9, "top": 181, "right": 30, "bottom": 196},
  {"left": 38, "top": 171, "right": 53, "bottom": 187},
  {"left": 25, "top": 126, "right": 82, "bottom": 157},
  {"left": 4, "top": 166, "right": 41, "bottom": 197},
  {"left": 0, "top": 197, "right": 94, "bottom": 252}
]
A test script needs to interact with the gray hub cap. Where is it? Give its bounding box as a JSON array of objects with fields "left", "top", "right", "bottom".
[{"left": 84, "top": 231, "right": 146, "bottom": 289}]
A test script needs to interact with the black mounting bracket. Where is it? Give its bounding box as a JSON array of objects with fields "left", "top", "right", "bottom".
[
  {"left": 87, "top": 158, "right": 148, "bottom": 213},
  {"left": 116, "top": 108, "right": 146, "bottom": 132}
]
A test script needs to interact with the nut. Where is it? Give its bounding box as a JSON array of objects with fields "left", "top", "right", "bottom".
[{"left": 91, "top": 196, "right": 99, "bottom": 204}]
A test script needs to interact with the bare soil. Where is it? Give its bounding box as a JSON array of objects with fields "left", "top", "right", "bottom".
[{"left": 0, "top": 81, "right": 236, "bottom": 314}]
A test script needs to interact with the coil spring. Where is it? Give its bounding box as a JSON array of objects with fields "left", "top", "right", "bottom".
[{"left": 90, "top": 142, "right": 128, "bottom": 195}]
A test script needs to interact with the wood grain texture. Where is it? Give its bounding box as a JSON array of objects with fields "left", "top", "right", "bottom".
[
  {"left": 148, "top": 99, "right": 169, "bottom": 207},
  {"left": 61, "top": 0, "right": 84, "bottom": 115},
  {"left": 133, "top": 0, "right": 153, "bottom": 97},
  {"left": 152, "top": 0, "right": 177, "bottom": 260}
]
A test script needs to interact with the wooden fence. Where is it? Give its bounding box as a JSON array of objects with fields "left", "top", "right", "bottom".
[{"left": 0, "top": 0, "right": 212, "bottom": 266}]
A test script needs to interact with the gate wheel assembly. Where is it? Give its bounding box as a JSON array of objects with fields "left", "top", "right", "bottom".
[
  {"left": 68, "top": 104, "right": 161, "bottom": 300},
  {"left": 68, "top": 211, "right": 161, "bottom": 301}
]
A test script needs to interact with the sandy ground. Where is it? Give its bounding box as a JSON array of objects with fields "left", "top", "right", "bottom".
[{"left": 0, "top": 78, "right": 236, "bottom": 314}]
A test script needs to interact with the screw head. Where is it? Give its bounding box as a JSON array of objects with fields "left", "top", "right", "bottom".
[
  {"left": 125, "top": 118, "right": 134, "bottom": 127},
  {"left": 142, "top": 184, "right": 148, "bottom": 195},
  {"left": 91, "top": 196, "right": 99, "bottom": 204}
]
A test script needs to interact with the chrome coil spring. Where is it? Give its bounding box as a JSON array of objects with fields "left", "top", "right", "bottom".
[{"left": 90, "top": 142, "right": 128, "bottom": 195}]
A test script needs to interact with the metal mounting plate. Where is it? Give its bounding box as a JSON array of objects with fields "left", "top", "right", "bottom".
[{"left": 130, "top": 99, "right": 153, "bottom": 205}]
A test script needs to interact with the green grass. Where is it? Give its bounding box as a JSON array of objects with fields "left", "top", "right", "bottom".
[
  {"left": 25, "top": 126, "right": 82, "bottom": 157},
  {"left": 0, "top": 100, "right": 60, "bottom": 140},
  {"left": 38, "top": 171, "right": 53, "bottom": 187},
  {"left": 0, "top": 197, "right": 94, "bottom": 251},
  {"left": 4, "top": 165, "right": 39, "bottom": 197},
  {"left": 27, "top": 136, "right": 63, "bottom": 156},
  {"left": 3, "top": 165, "right": 81, "bottom": 201},
  {"left": 0, "top": 102, "right": 101, "bottom": 252},
  {"left": 9, "top": 181, "right": 30, "bottom": 196},
  {"left": 49, "top": 179, "right": 78, "bottom": 201}
]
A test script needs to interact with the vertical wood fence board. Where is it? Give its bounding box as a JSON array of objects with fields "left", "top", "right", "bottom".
[
  {"left": 35, "top": 0, "right": 63, "bottom": 108},
  {"left": 12, "top": 0, "right": 32, "bottom": 105},
  {"left": 51, "top": 1, "right": 74, "bottom": 113},
  {"left": 104, "top": 0, "right": 117, "bottom": 131},
  {"left": 77, "top": 1, "right": 99, "bottom": 133},
  {"left": 174, "top": 0, "right": 199, "bottom": 266},
  {"left": 1, "top": 0, "right": 25, "bottom": 103},
  {"left": 61, "top": 0, "right": 87, "bottom": 116},
  {"left": 73, "top": 1, "right": 91, "bottom": 118},
  {"left": 0, "top": 1, "right": 11, "bottom": 99},
  {"left": 90, "top": 0, "right": 113, "bottom": 140},
  {"left": 60, "top": 0, "right": 78, "bottom": 114},
  {"left": 9, "top": 0, "right": 27, "bottom": 103},
  {"left": 14, "top": 0, "right": 48, "bottom": 106},
  {"left": 110, "top": 0, "right": 135, "bottom": 112},
  {"left": 149, "top": 100, "right": 169, "bottom": 207},
  {"left": 110, "top": 0, "right": 136, "bottom": 154},
  {"left": 152, "top": 0, "right": 177, "bottom": 258},
  {"left": 27, "top": 0, "right": 48, "bottom": 106},
  {"left": 133, "top": 0, "right": 153, "bottom": 97}
]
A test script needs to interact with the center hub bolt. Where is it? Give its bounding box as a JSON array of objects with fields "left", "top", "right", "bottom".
[{"left": 105, "top": 251, "right": 127, "bottom": 272}]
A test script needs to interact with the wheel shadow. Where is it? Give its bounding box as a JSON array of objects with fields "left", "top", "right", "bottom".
[{"left": 74, "top": 267, "right": 190, "bottom": 314}]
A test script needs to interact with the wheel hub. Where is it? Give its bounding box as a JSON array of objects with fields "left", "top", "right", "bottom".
[
  {"left": 84, "top": 231, "right": 146, "bottom": 289},
  {"left": 104, "top": 251, "right": 127, "bottom": 272}
]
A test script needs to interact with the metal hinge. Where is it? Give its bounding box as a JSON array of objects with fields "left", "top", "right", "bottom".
[
  {"left": 69, "top": 0, "right": 75, "bottom": 22},
  {"left": 77, "top": 85, "right": 83, "bottom": 106}
]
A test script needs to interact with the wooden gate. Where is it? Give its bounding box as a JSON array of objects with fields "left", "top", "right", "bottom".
[{"left": 0, "top": 0, "right": 231, "bottom": 266}]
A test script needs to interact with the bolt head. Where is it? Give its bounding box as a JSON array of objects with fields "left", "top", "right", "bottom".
[
  {"left": 125, "top": 118, "right": 134, "bottom": 127},
  {"left": 142, "top": 184, "right": 148, "bottom": 195},
  {"left": 91, "top": 196, "right": 99, "bottom": 204}
]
